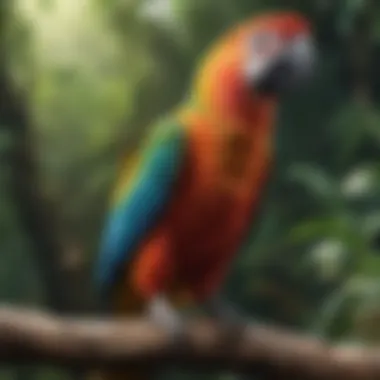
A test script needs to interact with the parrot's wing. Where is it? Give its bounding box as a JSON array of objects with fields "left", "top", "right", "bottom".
[{"left": 95, "top": 120, "right": 186, "bottom": 296}]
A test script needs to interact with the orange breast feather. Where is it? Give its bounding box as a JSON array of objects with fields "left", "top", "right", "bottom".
[{"left": 131, "top": 110, "right": 273, "bottom": 301}]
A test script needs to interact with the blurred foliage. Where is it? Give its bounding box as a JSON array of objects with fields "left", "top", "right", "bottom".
[{"left": 1, "top": 0, "right": 380, "bottom": 379}]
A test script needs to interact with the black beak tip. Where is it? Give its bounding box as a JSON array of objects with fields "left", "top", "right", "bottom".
[
  {"left": 254, "top": 60, "right": 294, "bottom": 95},
  {"left": 252, "top": 42, "right": 316, "bottom": 96}
]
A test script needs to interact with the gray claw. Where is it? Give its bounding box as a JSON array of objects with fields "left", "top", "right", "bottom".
[
  {"left": 205, "top": 297, "right": 253, "bottom": 380},
  {"left": 205, "top": 296, "right": 248, "bottom": 331},
  {"left": 147, "top": 294, "right": 188, "bottom": 346}
]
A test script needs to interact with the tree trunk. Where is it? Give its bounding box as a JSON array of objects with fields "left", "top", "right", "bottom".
[{"left": 0, "top": 3, "right": 93, "bottom": 380}]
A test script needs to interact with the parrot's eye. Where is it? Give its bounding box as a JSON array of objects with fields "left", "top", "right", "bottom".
[{"left": 249, "top": 32, "right": 281, "bottom": 57}]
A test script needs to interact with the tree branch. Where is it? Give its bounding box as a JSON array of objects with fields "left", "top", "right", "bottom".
[{"left": 0, "top": 307, "right": 379, "bottom": 379}]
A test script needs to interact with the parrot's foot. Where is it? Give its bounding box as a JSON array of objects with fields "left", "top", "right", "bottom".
[
  {"left": 147, "top": 294, "right": 188, "bottom": 348},
  {"left": 204, "top": 295, "right": 248, "bottom": 338},
  {"left": 205, "top": 297, "right": 254, "bottom": 380}
]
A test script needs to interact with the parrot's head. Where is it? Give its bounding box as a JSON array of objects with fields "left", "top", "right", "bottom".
[{"left": 193, "top": 12, "right": 317, "bottom": 123}]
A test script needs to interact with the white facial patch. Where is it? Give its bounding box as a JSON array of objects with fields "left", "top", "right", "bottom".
[
  {"left": 244, "top": 31, "right": 282, "bottom": 82},
  {"left": 289, "top": 34, "right": 316, "bottom": 71}
]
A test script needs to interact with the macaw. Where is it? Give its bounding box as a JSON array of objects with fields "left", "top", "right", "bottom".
[{"left": 95, "top": 11, "right": 316, "bottom": 380}]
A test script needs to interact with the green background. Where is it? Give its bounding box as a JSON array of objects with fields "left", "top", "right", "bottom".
[{"left": 1, "top": 0, "right": 380, "bottom": 379}]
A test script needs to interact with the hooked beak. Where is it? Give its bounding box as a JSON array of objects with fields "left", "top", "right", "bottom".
[{"left": 246, "top": 34, "right": 317, "bottom": 95}]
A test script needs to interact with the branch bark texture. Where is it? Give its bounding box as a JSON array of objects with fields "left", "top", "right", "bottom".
[{"left": 0, "top": 306, "right": 379, "bottom": 379}]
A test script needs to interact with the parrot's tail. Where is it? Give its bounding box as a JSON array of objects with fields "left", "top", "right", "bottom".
[{"left": 91, "top": 272, "right": 152, "bottom": 380}]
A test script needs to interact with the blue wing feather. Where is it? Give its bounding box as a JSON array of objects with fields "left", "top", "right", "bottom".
[{"left": 95, "top": 123, "right": 185, "bottom": 297}]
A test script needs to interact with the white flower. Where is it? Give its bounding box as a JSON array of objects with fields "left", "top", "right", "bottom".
[
  {"left": 341, "top": 167, "right": 375, "bottom": 198},
  {"left": 309, "top": 239, "right": 345, "bottom": 279}
]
